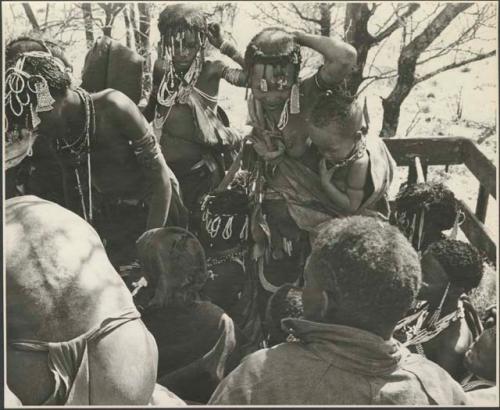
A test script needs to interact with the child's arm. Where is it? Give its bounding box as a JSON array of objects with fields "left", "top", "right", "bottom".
[{"left": 319, "top": 156, "right": 369, "bottom": 213}]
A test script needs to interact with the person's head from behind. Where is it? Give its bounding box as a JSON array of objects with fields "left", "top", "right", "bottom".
[
  {"left": 464, "top": 325, "right": 496, "bottom": 382},
  {"left": 303, "top": 216, "right": 421, "bottom": 339},
  {"left": 265, "top": 284, "right": 304, "bottom": 345},
  {"left": 309, "top": 94, "right": 363, "bottom": 162},
  {"left": 158, "top": 4, "right": 207, "bottom": 71},
  {"left": 137, "top": 227, "right": 208, "bottom": 309},
  {"left": 419, "top": 239, "right": 484, "bottom": 304},
  {"left": 199, "top": 180, "right": 251, "bottom": 254},
  {"left": 4, "top": 36, "right": 72, "bottom": 169},
  {"left": 245, "top": 27, "right": 301, "bottom": 112},
  {"left": 394, "top": 182, "right": 458, "bottom": 247}
]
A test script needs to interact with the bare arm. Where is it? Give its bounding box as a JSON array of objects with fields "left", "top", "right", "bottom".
[
  {"left": 319, "top": 156, "right": 368, "bottom": 213},
  {"left": 108, "top": 91, "right": 172, "bottom": 229},
  {"left": 294, "top": 31, "right": 357, "bottom": 86},
  {"left": 208, "top": 23, "right": 245, "bottom": 68}
]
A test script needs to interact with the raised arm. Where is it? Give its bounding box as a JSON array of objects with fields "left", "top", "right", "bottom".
[
  {"left": 207, "top": 23, "right": 249, "bottom": 88},
  {"left": 108, "top": 91, "right": 172, "bottom": 229},
  {"left": 208, "top": 23, "right": 245, "bottom": 68},
  {"left": 293, "top": 31, "right": 357, "bottom": 86}
]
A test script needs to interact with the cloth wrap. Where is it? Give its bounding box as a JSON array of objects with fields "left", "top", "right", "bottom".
[{"left": 9, "top": 307, "right": 142, "bottom": 405}]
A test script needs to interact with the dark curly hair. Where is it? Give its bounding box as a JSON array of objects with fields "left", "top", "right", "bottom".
[
  {"left": 310, "top": 92, "right": 362, "bottom": 134},
  {"left": 308, "top": 216, "right": 421, "bottom": 335},
  {"left": 265, "top": 284, "right": 304, "bottom": 345},
  {"left": 394, "top": 182, "right": 458, "bottom": 236},
  {"left": 158, "top": 4, "right": 207, "bottom": 37},
  {"left": 426, "top": 239, "right": 484, "bottom": 292}
]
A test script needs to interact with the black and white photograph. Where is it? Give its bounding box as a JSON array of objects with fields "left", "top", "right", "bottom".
[{"left": 3, "top": 1, "right": 498, "bottom": 406}]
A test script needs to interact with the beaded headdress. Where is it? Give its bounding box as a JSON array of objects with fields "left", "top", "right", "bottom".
[
  {"left": 245, "top": 29, "right": 303, "bottom": 127},
  {"left": 5, "top": 51, "right": 68, "bottom": 129}
]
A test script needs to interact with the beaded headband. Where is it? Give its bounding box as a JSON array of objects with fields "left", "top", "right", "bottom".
[{"left": 5, "top": 51, "right": 69, "bottom": 127}]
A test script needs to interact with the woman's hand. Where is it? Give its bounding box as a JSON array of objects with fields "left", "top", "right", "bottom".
[{"left": 207, "top": 22, "right": 224, "bottom": 49}]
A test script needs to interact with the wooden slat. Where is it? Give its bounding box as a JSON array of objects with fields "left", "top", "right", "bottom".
[
  {"left": 461, "top": 139, "right": 497, "bottom": 199},
  {"left": 383, "top": 137, "right": 465, "bottom": 166},
  {"left": 458, "top": 200, "right": 497, "bottom": 265},
  {"left": 475, "top": 185, "right": 489, "bottom": 223}
]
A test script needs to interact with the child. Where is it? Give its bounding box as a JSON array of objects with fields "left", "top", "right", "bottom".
[
  {"left": 264, "top": 284, "right": 304, "bottom": 346},
  {"left": 309, "top": 93, "right": 395, "bottom": 217}
]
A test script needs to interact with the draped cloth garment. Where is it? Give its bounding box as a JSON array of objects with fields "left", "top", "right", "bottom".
[
  {"left": 209, "top": 318, "right": 469, "bottom": 405},
  {"left": 9, "top": 307, "right": 142, "bottom": 405}
]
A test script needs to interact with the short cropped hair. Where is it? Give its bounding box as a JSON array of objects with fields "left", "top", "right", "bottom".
[
  {"left": 310, "top": 93, "right": 362, "bottom": 135},
  {"left": 426, "top": 239, "right": 484, "bottom": 292},
  {"left": 265, "top": 284, "right": 304, "bottom": 345},
  {"left": 307, "top": 216, "right": 421, "bottom": 332},
  {"left": 394, "top": 182, "right": 458, "bottom": 233},
  {"left": 137, "top": 227, "right": 208, "bottom": 307}
]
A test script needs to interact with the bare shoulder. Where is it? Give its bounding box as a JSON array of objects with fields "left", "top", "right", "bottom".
[
  {"left": 205, "top": 59, "right": 226, "bottom": 77},
  {"left": 347, "top": 152, "right": 369, "bottom": 189},
  {"left": 95, "top": 88, "right": 136, "bottom": 111}
]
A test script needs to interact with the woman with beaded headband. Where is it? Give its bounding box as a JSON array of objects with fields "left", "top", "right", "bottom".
[
  {"left": 4, "top": 37, "right": 178, "bottom": 265},
  {"left": 243, "top": 27, "right": 357, "bottom": 159},
  {"left": 143, "top": 4, "right": 248, "bottom": 231}
]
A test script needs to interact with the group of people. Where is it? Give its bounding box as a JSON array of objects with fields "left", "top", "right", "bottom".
[{"left": 4, "top": 3, "right": 497, "bottom": 406}]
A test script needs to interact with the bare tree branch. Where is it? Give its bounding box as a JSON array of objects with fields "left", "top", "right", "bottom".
[
  {"left": 22, "top": 3, "right": 40, "bottom": 31},
  {"left": 290, "top": 3, "right": 321, "bottom": 24},
  {"left": 373, "top": 3, "right": 420, "bottom": 42},
  {"left": 416, "top": 50, "right": 496, "bottom": 84}
]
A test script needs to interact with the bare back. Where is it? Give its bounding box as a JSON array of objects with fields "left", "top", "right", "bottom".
[{"left": 6, "top": 196, "right": 157, "bottom": 405}]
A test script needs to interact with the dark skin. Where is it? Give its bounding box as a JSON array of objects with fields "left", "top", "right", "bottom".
[
  {"left": 143, "top": 24, "right": 245, "bottom": 174},
  {"left": 36, "top": 88, "right": 172, "bottom": 230},
  {"left": 417, "top": 251, "right": 475, "bottom": 380},
  {"left": 249, "top": 30, "right": 357, "bottom": 160}
]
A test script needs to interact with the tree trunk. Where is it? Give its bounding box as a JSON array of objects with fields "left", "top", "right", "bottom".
[
  {"left": 123, "top": 6, "right": 132, "bottom": 48},
  {"left": 81, "top": 3, "right": 94, "bottom": 49},
  {"left": 380, "top": 3, "right": 472, "bottom": 138},
  {"left": 22, "top": 3, "right": 40, "bottom": 31},
  {"left": 129, "top": 3, "right": 141, "bottom": 52},
  {"left": 344, "top": 3, "right": 374, "bottom": 94},
  {"left": 137, "top": 3, "right": 151, "bottom": 71},
  {"left": 319, "top": 3, "right": 331, "bottom": 37}
]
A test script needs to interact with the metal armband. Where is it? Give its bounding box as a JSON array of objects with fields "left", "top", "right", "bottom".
[
  {"left": 131, "top": 128, "right": 162, "bottom": 168},
  {"left": 222, "top": 67, "right": 247, "bottom": 87}
]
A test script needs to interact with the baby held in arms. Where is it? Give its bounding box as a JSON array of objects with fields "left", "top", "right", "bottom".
[{"left": 309, "top": 94, "right": 371, "bottom": 214}]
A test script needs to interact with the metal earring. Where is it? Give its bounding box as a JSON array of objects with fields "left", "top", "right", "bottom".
[
  {"left": 290, "top": 83, "right": 300, "bottom": 114},
  {"left": 260, "top": 79, "right": 268, "bottom": 92},
  {"left": 34, "top": 78, "right": 55, "bottom": 112},
  {"left": 30, "top": 103, "right": 41, "bottom": 128}
]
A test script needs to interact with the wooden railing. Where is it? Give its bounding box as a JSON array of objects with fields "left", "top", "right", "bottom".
[{"left": 383, "top": 137, "right": 497, "bottom": 265}]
